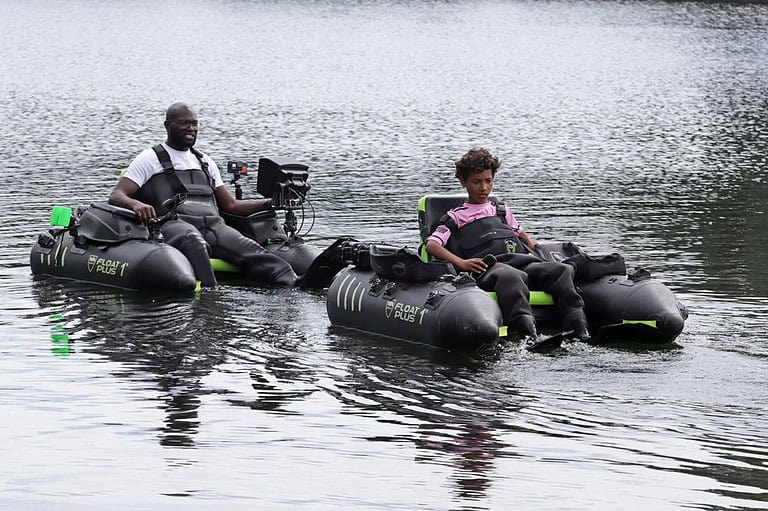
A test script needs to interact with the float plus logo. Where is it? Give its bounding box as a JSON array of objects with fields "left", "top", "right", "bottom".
[
  {"left": 385, "top": 299, "right": 394, "bottom": 318},
  {"left": 385, "top": 299, "right": 427, "bottom": 324},
  {"left": 87, "top": 255, "right": 128, "bottom": 277}
]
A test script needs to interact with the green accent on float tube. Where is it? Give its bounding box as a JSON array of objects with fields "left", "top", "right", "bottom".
[
  {"left": 487, "top": 290, "right": 555, "bottom": 306},
  {"left": 417, "top": 197, "right": 429, "bottom": 260},
  {"left": 50, "top": 206, "right": 72, "bottom": 227},
  {"left": 622, "top": 319, "right": 657, "bottom": 328},
  {"left": 529, "top": 291, "right": 555, "bottom": 305},
  {"left": 499, "top": 326, "right": 508, "bottom": 338},
  {"left": 210, "top": 258, "right": 240, "bottom": 272},
  {"left": 194, "top": 281, "right": 202, "bottom": 293},
  {"left": 417, "top": 195, "right": 428, "bottom": 213}
]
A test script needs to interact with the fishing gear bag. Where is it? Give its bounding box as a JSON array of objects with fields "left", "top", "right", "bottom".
[
  {"left": 75, "top": 202, "right": 150, "bottom": 244},
  {"left": 536, "top": 241, "right": 626, "bottom": 282},
  {"left": 369, "top": 244, "right": 454, "bottom": 282}
]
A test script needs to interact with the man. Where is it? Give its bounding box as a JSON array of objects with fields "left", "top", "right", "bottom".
[{"left": 109, "top": 102, "right": 297, "bottom": 287}]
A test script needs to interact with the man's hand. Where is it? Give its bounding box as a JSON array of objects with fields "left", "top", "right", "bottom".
[
  {"left": 214, "top": 186, "right": 272, "bottom": 216},
  {"left": 109, "top": 177, "right": 156, "bottom": 224},
  {"left": 132, "top": 202, "right": 156, "bottom": 224}
]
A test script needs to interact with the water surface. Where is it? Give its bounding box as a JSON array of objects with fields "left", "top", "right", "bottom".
[{"left": 1, "top": 1, "right": 767, "bottom": 509}]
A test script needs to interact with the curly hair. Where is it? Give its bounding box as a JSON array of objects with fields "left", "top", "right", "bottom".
[{"left": 454, "top": 147, "right": 501, "bottom": 180}]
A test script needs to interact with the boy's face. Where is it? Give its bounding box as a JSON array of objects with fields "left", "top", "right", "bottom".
[{"left": 459, "top": 168, "right": 494, "bottom": 204}]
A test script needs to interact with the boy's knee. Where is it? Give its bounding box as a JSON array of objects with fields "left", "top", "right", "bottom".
[
  {"left": 554, "top": 262, "right": 575, "bottom": 279},
  {"left": 500, "top": 264, "right": 528, "bottom": 286},
  {"left": 479, "top": 263, "right": 528, "bottom": 287}
]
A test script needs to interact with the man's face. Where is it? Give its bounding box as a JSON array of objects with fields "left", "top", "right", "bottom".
[{"left": 166, "top": 108, "right": 198, "bottom": 149}]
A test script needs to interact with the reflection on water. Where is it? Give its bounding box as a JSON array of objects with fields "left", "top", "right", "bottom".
[
  {"left": 324, "top": 331, "right": 768, "bottom": 509},
  {"left": 31, "top": 281, "right": 214, "bottom": 448},
  {"left": 2, "top": 0, "right": 768, "bottom": 509},
  {"left": 8, "top": 269, "right": 768, "bottom": 508},
  {"left": 29, "top": 280, "right": 341, "bottom": 451}
]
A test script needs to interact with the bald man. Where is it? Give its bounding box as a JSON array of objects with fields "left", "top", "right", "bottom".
[{"left": 109, "top": 102, "right": 297, "bottom": 287}]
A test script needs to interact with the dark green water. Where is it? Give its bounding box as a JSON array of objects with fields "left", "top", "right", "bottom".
[{"left": 1, "top": 1, "right": 767, "bottom": 509}]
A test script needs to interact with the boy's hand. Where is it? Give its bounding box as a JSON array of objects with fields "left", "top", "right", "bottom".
[{"left": 457, "top": 258, "right": 487, "bottom": 274}]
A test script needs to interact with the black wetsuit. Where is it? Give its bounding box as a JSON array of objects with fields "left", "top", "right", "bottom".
[
  {"left": 135, "top": 145, "right": 296, "bottom": 287},
  {"left": 436, "top": 203, "right": 586, "bottom": 335}
]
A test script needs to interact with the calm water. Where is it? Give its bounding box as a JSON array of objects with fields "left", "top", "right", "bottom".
[{"left": 1, "top": 0, "right": 767, "bottom": 509}]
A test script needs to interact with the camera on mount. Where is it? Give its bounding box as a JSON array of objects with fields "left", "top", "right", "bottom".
[
  {"left": 226, "top": 161, "right": 249, "bottom": 200},
  {"left": 222, "top": 156, "right": 313, "bottom": 240},
  {"left": 256, "top": 157, "right": 310, "bottom": 210},
  {"left": 227, "top": 161, "right": 248, "bottom": 176}
]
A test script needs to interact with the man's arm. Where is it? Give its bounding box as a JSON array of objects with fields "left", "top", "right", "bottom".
[
  {"left": 425, "top": 240, "right": 487, "bottom": 274},
  {"left": 109, "top": 177, "right": 156, "bottom": 223},
  {"left": 214, "top": 186, "right": 273, "bottom": 216}
]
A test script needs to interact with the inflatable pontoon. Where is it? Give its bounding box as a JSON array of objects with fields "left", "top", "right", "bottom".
[{"left": 326, "top": 195, "right": 687, "bottom": 348}]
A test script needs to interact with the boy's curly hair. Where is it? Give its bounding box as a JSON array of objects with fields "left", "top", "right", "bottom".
[{"left": 454, "top": 147, "right": 501, "bottom": 180}]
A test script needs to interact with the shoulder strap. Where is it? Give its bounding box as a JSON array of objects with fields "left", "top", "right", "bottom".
[
  {"left": 149, "top": 144, "right": 188, "bottom": 197},
  {"left": 152, "top": 144, "right": 175, "bottom": 174},
  {"left": 189, "top": 147, "right": 215, "bottom": 188},
  {"left": 494, "top": 202, "right": 508, "bottom": 225},
  {"left": 435, "top": 213, "right": 459, "bottom": 234}
]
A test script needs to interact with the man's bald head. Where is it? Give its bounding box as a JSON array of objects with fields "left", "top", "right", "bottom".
[{"left": 165, "top": 102, "right": 195, "bottom": 123}]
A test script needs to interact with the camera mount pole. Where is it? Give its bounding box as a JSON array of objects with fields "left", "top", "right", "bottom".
[
  {"left": 231, "top": 173, "right": 242, "bottom": 200},
  {"left": 284, "top": 209, "right": 297, "bottom": 238},
  {"left": 227, "top": 161, "right": 248, "bottom": 200}
]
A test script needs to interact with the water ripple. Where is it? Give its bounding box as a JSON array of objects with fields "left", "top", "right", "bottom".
[{"left": 2, "top": 0, "right": 768, "bottom": 509}]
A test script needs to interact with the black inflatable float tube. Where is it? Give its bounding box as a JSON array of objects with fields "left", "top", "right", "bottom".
[
  {"left": 30, "top": 230, "right": 197, "bottom": 292},
  {"left": 327, "top": 266, "right": 502, "bottom": 349}
]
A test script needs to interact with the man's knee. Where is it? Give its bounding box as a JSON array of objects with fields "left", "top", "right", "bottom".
[
  {"left": 172, "top": 226, "right": 211, "bottom": 256},
  {"left": 183, "top": 229, "right": 211, "bottom": 255},
  {"left": 210, "top": 223, "right": 267, "bottom": 257}
]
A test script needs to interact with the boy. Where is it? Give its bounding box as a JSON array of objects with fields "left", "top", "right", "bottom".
[{"left": 425, "top": 147, "right": 590, "bottom": 344}]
